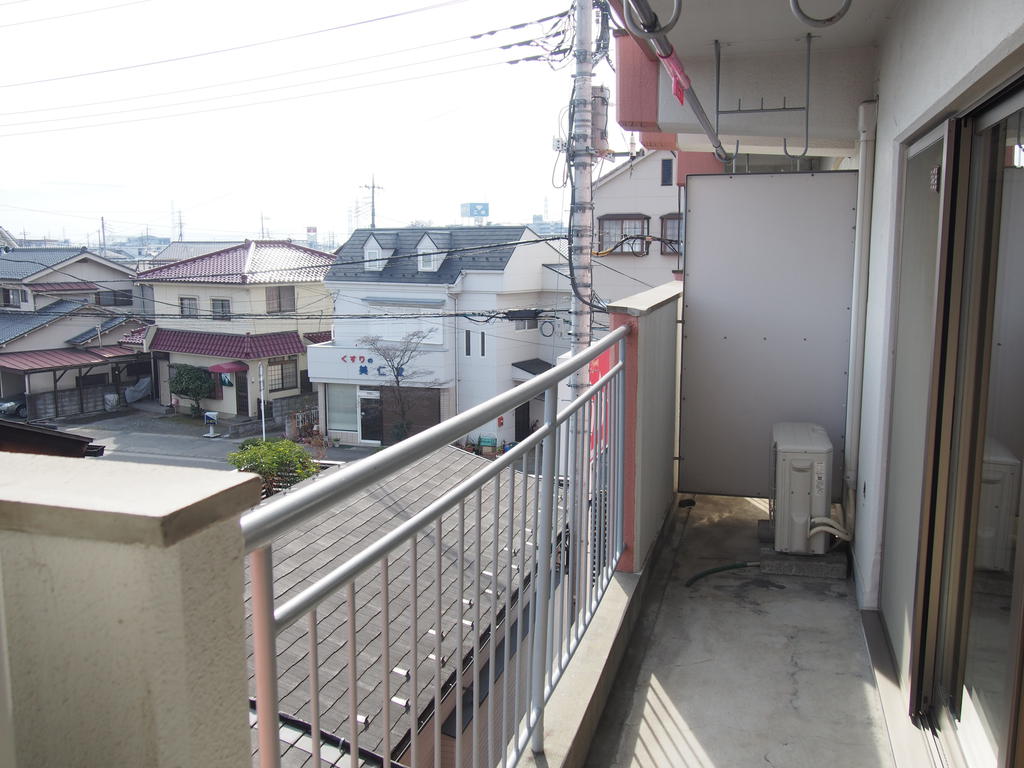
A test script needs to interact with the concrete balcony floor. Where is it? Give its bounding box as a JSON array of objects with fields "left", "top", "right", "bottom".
[{"left": 586, "top": 495, "right": 894, "bottom": 768}]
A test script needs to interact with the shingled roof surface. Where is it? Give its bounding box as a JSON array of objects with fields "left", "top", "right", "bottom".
[
  {"left": 150, "top": 328, "right": 305, "bottom": 359},
  {"left": 246, "top": 445, "right": 535, "bottom": 767},
  {"left": 0, "top": 247, "right": 95, "bottom": 281},
  {"left": 138, "top": 240, "right": 334, "bottom": 284},
  {"left": 65, "top": 314, "right": 137, "bottom": 346},
  {"left": 329, "top": 226, "right": 534, "bottom": 285},
  {"left": 0, "top": 300, "right": 85, "bottom": 344}
]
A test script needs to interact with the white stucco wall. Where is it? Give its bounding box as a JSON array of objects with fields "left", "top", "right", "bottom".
[
  {"left": 592, "top": 151, "right": 685, "bottom": 303},
  {"left": 855, "top": 0, "right": 1024, "bottom": 621}
]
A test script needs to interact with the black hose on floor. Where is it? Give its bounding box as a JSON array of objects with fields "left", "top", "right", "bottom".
[{"left": 684, "top": 561, "right": 760, "bottom": 587}]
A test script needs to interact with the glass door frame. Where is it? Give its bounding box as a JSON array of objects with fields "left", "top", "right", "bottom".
[{"left": 910, "top": 80, "right": 1024, "bottom": 768}]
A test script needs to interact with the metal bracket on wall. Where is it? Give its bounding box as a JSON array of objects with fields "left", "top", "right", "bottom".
[{"left": 714, "top": 33, "right": 813, "bottom": 166}]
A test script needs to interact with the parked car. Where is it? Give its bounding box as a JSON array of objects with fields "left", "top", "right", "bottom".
[{"left": 0, "top": 393, "right": 27, "bottom": 419}]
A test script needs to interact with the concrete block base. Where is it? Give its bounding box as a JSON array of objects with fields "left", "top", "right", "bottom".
[{"left": 759, "top": 546, "right": 848, "bottom": 579}]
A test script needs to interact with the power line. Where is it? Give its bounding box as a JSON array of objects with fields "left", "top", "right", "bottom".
[
  {"left": 0, "top": 55, "right": 548, "bottom": 138},
  {"left": 0, "top": 0, "right": 152, "bottom": 29},
  {"left": 0, "top": 0, "right": 470, "bottom": 89},
  {"left": 0, "top": 34, "right": 557, "bottom": 130},
  {"left": 0, "top": 11, "right": 567, "bottom": 117}
]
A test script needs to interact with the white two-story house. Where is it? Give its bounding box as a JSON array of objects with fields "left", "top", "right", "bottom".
[
  {"left": 307, "top": 225, "right": 571, "bottom": 446},
  {"left": 135, "top": 240, "right": 334, "bottom": 420}
]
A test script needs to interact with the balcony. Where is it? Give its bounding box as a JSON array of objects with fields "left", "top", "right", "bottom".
[{"left": 0, "top": 281, "right": 901, "bottom": 768}]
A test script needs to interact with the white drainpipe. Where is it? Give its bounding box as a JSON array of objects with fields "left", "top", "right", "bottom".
[{"left": 843, "top": 100, "right": 878, "bottom": 533}]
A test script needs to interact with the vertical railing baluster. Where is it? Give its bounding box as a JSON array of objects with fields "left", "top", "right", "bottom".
[
  {"left": 514, "top": 452, "right": 528, "bottom": 761},
  {"left": 473, "top": 489, "right": 482, "bottom": 768},
  {"left": 616, "top": 339, "right": 627, "bottom": 560},
  {"left": 434, "top": 517, "right": 444, "bottom": 768},
  {"left": 456, "top": 501, "right": 466, "bottom": 768},
  {"left": 410, "top": 538, "right": 419, "bottom": 768},
  {"left": 308, "top": 609, "right": 321, "bottom": 766},
  {"left": 530, "top": 384, "right": 558, "bottom": 755},
  {"left": 347, "top": 581, "right": 358, "bottom": 768},
  {"left": 556, "top": 418, "right": 567, "bottom": 673},
  {"left": 250, "top": 545, "right": 281, "bottom": 768},
  {"left": 381, "top": 559, "right": 392, "bottom": 768},
  {"left": 488, "top": 475, "right": 499, "bottom": 768},
  {"left": 502, "top": 466, "right": 514, "bottom": 766}
]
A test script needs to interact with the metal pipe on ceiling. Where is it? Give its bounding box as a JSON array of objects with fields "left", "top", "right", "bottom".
[{"left": 622, "top": 0, "right": 734, "bottom": 162}]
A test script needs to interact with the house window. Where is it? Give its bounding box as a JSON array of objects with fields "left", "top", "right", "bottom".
[
  {"left": 208, "top": 370, "right": 223, "bottom": 400},
  {"left": 179, "top": 296, "right": 199, "bottom": 317},
  {"left": 266, "top": 285, "right": 296, "bottom": 313},
  {"left": 480, "top": 331, "right": 485, "bottom": 357},
  {"left": 661, "top": 214, "right": 684, "bottom": 254},
  {"left": 211, "top": 298, "right": 231, "bottom": 320},
  {"left": 661, "top": 157, "right": 673, "bottom": 186},
  {"left": 364, "top": 243, "right": 384, "bottom": 272},
  {"left": 465, "top": 329, "right": 471, "bottom": 356},
  {"left": 267, "top": 357, "right": 298, "bottom": 392},
  {"left": 95, "top": 290, "right": 133, "bottom": 306},
  {"left": 1, "top": 288, "right": 21, "bottom": 307},
  {"left": 597, "top": 214, "right": 650, "bottom": 255},
  {"left": 327, "top": 383, "right": 358, "bottom": 431},
  {"left": 418, "top": 239, "right": 444, "bottom": 272},
  {"left": 514, "top": 318, "right": 539, "bottom": 331}
]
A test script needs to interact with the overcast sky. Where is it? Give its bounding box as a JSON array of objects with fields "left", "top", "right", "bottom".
[{"left": 1, "top": 0, "right": 621, "bottom": 248}]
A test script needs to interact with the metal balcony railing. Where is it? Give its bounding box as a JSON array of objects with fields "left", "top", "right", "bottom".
[{"left": 241, "top": 325, "right": 629, "bottom": 768}]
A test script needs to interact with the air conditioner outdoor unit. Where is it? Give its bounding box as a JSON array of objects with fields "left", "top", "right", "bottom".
[
  {"left": 770, "top": 422, "right": 833, "bottom": 555},
  {"left": 975, "top": 437, "right": 1021, "bottom": 573}
]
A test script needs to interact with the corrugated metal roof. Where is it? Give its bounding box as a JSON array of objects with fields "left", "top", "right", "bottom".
[
  {"left": 0, "top": 300, "right": 86, "bottom": 345},
  {"left": 329, "top": 226, "right": 538, "bottom": 285},
  {"left": 150, "top": 328, "right": 305, "bottom": 359},
  {"left": 0, "top": 345, "right": 139, "bottom": 372},
  {"left": 0, "top": 247, "right": 94, "bottom": 281},
  {"left": 138, "top": 240, "right": 334, "bottom": 285}
]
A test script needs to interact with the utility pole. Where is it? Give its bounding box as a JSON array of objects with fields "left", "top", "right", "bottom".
[
  {"left": 569, "top": 0, "right": 594, "bottom": 363},
  {"left": 100, "top": 216, "right": 107, "bottom": 258},
  {"left": 260, "top": 212, "right": 267, "bottom": 239},
  {"left": 361, "top": 175, "right": 384, "bottom": 230}
]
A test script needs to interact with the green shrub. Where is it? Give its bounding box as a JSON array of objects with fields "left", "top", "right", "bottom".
[
  {"left": 169, "top": 364, "right": 213, "bottom": 416},
  {"left": 227, "top": 439, "right": 318, "bottom": 496}
]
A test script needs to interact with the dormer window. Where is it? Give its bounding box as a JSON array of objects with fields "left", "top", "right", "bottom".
[
  {"left": 364, "top": 237, "right": 384, "bottom": 272},
  {"left": 417, "top": 235, "right": 444, "bottom": 272}
]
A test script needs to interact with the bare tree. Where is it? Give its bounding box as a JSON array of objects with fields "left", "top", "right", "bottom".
[{"left": 358, "top": 328, "right": 439, "bottom": 442}]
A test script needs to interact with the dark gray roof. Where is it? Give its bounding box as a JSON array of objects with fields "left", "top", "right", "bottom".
[
  {"left": 0, "top": 300, "right": 85, "bottom": 344},
  {"left": 0, "top": 247, "right": 94, "bottom": 281},
  {"left": 328, "top": 226, "right": 531, "bottom": 285},
  {"left": 65, "top": 314, "right": 134, "bottom": 346},
  {"left": 511, "top": 358, "right": 554, "bottom": 376},
  {"left": 247, "top": 445, "right": 532, "bottom": 766}
]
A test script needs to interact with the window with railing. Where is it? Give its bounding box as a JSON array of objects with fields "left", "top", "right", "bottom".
[
  {"left": 660, "top": 213, "right": 684, "bottom": 255},
  {"left": 597, "top": 214, "right": 650, "bottom": 255},
  {"left": 95, "top": 290, "right": 133, "bottom": 306}
]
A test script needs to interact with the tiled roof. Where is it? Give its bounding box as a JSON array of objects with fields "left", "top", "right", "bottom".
[
  {"left": 0, "top": 300, "right": 85, "bottom": 344},
  {"left": 150, "top": 328, "right": 305, "bottom": 359},
  {"left": 329, "top": 226, "right": 540, "bottom": 285},
  {"left": 29, "top": 281, "right": 100, "bottom": 292},
  {"left": 119, "top": 324, "right": 151, "bottom": 345},
  {"left": 0, "top": 345, "right": 138, "bottom": 372},
  {"left": 152, "top": 240, "right": 244, "bottom": 263},
  {"left": 138, "top": 240, "right": 334, "bottom": 285},
  {"left": 246, "top": 445, "right": 529, "bottom": 765},
  {"left": 0, "top": 247, "right": 94, "bottom": 281},
  {"left": 302, "top": 330, "right": 332, "bottom": 344},
  {"left": 65, "top": 314, "right": 138, "bottom": 346}
]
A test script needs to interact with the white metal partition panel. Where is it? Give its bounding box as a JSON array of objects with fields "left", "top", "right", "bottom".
[{"left": 681, "top": 171, "right": 857, "bottom": 499}]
